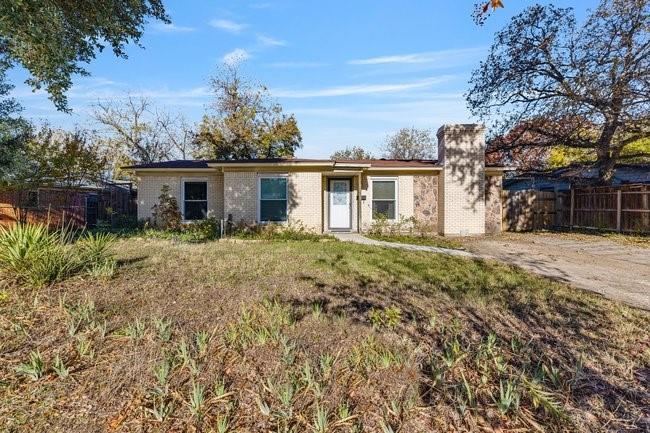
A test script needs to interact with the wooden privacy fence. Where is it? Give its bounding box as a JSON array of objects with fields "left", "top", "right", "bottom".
[{"left": 502, "top": 183, "right": 650, "bottom": 233}]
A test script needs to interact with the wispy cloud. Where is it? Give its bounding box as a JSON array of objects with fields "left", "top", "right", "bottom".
[
  {"left": 267, "top": 61, "right": 326, "bottom": 68},
  {"left": 209, "top": 19, "right": 247, "bottom": 34},
  {"left": 273, "top": 76, "right": 454, "bottom": 98},
  {"left": 151, "top": 22, "right": 196, "bottom": 33},
  {"left": 257, "top": 34, "right": 286, "bottom": 47},
  {"left": 223, "top": 48, "right": 251, "bottom": 65},
  {"left": 348, "top": 47, "right": 486, "bottom": 65}
]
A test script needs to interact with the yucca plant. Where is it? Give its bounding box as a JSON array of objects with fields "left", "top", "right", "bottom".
[
  {"left": 76, "top": 231, "right": 116, "bottom": 266},
  {"left": 153, "top": 317, "right": 173, "bottom": 342},
  {"left": 76, "top": 336, "right": 94, "bottom": 359},
  {"left": 495, "top": 379, "right": 520, "bottom": 415},
  {"left": 312, "top": 405, "right": 329, "bottom": 433},
  {"left": 188, "top": 382, "right": 205, "bottom": 422},
  {"left": 53, "top": 354, "right": 69, "bottom": 379},
  {"left": 15, "top": 350, "right": 45, "bottom": 380},
  {"left": 0, "top": 223, "right": 78, "bottom": 287},
  {"left": 195, "top": 330, "right": 210, "bottom": 357},
  {"left": 147, "top": 395, "right": 174, "bottom": 422},
  {"left": 153, "top": 359, "right": 171, "bottom": 392}
]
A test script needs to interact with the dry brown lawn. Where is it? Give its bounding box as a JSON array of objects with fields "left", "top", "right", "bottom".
[{"left": 1, "top": 237, "right": 649, "bottom": 432}]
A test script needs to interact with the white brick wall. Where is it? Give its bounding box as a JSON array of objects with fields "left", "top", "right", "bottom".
[
  {"left": 437, "top": 124, "right": 486, "bottom": 235},
  {"left": 289, "top": 171, "right": 323, "bottom": 231},
  {"left": 223, "top": 171, "right": 257, "bottom": 223},
  {"left": 136, "top": 173, "right": 223, "bottom": 221}
]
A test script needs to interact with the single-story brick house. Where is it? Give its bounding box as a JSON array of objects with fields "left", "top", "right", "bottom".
[{"left": 126, "top": 124, "right": 508, "bottom": 235}]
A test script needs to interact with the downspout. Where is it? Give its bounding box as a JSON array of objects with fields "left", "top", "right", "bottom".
[{"left": 357, "top": 172, "right": 362, "bottom": 233}]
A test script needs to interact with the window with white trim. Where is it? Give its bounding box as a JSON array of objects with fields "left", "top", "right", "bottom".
[
  {"left": 259, "top": 176, "right": 288, "bottom": 222},
  {"left": 372, "top": 179, "right": 396, "bottom": 220},
  {"left": 183, "top": 181, "right": 207, "bottom": 220}
]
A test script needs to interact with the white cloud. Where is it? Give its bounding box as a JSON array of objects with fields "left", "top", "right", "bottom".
[
  {"left": 222, "top": 48, "right": 251, "bottom": 65},
  {"left": 209, "top": 19, "right": 247, "bottom": 34},
  {"left": 257, "top": 34, "right": 286, "bottom": 47},
  {"left": 348, "top": 47, "right": 486, "bottom": 65},
  {"left": 273, "top": 76, "right": 454, "bottom": 98},
  {"left": 151, "top": 22, "right": 196, "bottom": 33},
  {"left": 267, "top": 61, "right": 326, "bottom": 68}
]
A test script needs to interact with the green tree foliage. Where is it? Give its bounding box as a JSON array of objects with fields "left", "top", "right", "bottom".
[
  {"left": 381, "top": 127, "right": 436, "bottom": 160},
  {"left": 330, "top": 146, "right": 373, "bottom": 160},
  {"left": 4, "top": 126, "right": 107, "bottom": 189},
  {"left": 0, "top": 57, "right": 30, "bottom": 184},
  {"left": 194, "top": 66, "right": 302, "bottom": 160},
  {"left": 0, "top": 0, "right": 169, "bottom": 111},
  {"left": 468, "top": 0, "right": 650, "bottom": 183}
]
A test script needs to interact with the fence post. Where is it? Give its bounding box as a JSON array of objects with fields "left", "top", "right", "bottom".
[
  {"left": 569, "top": 189, "right": 575, "bottom": 227},
  {"left": 616, "top": 189, "right": 622, "bottom": 232}
]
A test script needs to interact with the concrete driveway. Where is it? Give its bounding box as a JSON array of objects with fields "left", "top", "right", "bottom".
[{"left": 464, "top": 234, "right": 650, "bottom": 310}]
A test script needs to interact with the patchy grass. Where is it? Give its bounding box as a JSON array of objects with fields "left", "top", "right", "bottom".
[
  {"left": 366, "top": 233, "right": 464, "bottom": 250},
  {"left": 1, "top": 238, "right": 649, "bottom": 432},
  {"left": 494, "top": 229, "right": 650, "bottom": 248}
]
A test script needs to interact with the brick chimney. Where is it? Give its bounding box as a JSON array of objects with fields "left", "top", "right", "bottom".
[{"left": 436, "top": 124, "right": 486, "bottom": 236}]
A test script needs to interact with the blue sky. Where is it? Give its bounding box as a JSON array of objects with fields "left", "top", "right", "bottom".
[{"left": 8, "top": 0, "right": 595, "bottom": 158}]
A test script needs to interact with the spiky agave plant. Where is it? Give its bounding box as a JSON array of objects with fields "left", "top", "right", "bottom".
[{"left": 0, "top": 223, "right": 77, "bottom": 286}]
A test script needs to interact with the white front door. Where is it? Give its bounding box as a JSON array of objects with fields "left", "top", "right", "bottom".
[{"left": 329, "top": 179, "right": 351, "bottom": 230}]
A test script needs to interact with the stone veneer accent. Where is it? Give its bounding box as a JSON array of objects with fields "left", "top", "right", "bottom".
[
  {"left": 413, "top": 174, "right": 438, "bottom": 232},
  {"left": 484, "top": 175, "right": 502, "bottom": 234}
]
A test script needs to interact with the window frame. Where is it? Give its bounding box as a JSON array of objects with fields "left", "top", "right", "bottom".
[
  {"left": 257, "top": 173, "right": 289, "bottom": 224},
  {"left": 181, "top": 178, "right": 209, "bottom": 222},
  {"left": 370, "top": 177, "right": 398, "bottom": 221}
]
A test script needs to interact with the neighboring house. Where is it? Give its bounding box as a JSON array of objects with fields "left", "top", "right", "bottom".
[
  {"left": 504, "top": 164, "right": 650, "bottom": 192},
  {"left": 0, "top": 182, "right": 135, "bottom": 228},
  {"left": 125, "top": 124, "right": 509, "bottom": 235}
]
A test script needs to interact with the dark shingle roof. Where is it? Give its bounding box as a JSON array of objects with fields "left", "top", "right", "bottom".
[{"left": 124, "top": 158, "right": 441, "bottom": 169}]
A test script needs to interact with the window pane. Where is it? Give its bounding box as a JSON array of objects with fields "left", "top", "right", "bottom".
[
  {"left": 185, "top": 201, "right": 207, "bottom": 220},
  {"left": 372, "top": 201, "right": 395, "bottom": 219},
  {"left": 260, "top": 200, "right": 287, "bottom": 222},
  {"left": 184, "top": 182, "right": 207, "bottom": 200},
  {"left": 260, "top": 178, "right": 287, "bottom": 200},
  {"left": 373, "top": 181, "right": 395, "bottom": 200}
]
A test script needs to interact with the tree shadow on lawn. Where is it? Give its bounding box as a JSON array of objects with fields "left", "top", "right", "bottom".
[{"left": 286, "top": 247, "right": 650, "bottom": 431}]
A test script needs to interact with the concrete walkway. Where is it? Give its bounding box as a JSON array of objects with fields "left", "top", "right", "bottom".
[{"left": 331, "top": 233, "right": 475, "bottom": 257}]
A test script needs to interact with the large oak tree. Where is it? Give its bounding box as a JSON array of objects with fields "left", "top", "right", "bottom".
[
  {"left": 467, "top": 0, "right": 650, "bottom": 183},
  {"left": 194, "top": 66, "right": 302, "bottom": 160}
]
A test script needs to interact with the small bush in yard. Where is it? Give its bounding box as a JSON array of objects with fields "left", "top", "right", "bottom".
[
  {"left": 151, "top": 184, "right": 182, "bottom": 231},
  {"left": 231, "top": 220, "right": 328, "bottom": 241}
]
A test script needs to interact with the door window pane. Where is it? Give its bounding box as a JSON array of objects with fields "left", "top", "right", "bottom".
[{"left": 332, "top": 181, "right": 348, "bottom": 205}]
